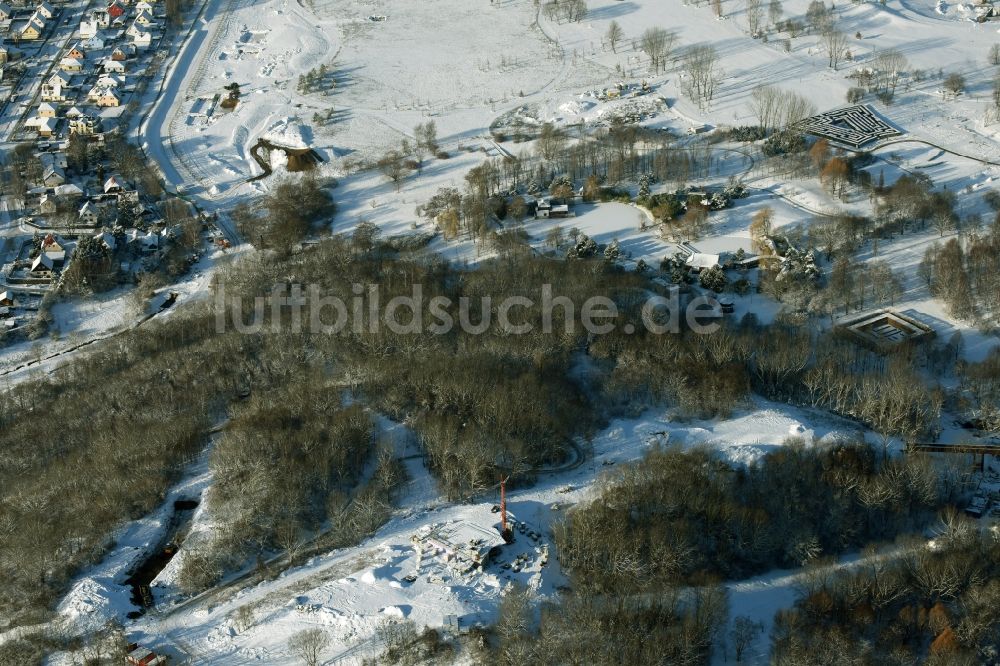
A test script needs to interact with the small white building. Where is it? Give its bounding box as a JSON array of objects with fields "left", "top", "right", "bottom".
[
  {"left": 59, "top": 57, "right": 83, "bottom": 72},
  {"left": 79, "top": 200, "right": 99, "bottom": 225},
  {"left": 35, "top": 1, "right": 55, "bottom": 20},
  {"left": 79, "top": 17, "right": 99, "bottom": 39},
  {"left": 686, "top": 252, "right": 721, "bottom": 272},
  {"left": 102, "top": 58, "right": 125, "bottom": 74}
]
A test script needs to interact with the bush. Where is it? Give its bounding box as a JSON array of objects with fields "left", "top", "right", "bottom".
[
  {"left": 847, "top": 87, "right": 865, "bottom": 103},
  {"left": 728, "top": 125, "right": 767, "bottom": 142},
  {"left": 762, "top": 131, "right": 807, "bottom": 156}
]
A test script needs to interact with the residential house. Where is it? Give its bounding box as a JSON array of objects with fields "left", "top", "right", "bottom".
[
  {"left": 79, "top": 201, "right": 99, "bottom": 225},
  {"left": 0, "top": 42, "right": 8, "bottom": 65},
  {"left": 79, "top": 17, "right": 98, "bottom": 38},
  {"left": 0, "top": 4, "right": 12, "bottom": 20},
  {"left": 67, "top": 43, "right": 85, "bottom": 60},
  {"left": 103, "top": 175, "right": 124, "bottom": 193},
  {"left": 140, "top": 231, "right": 159, "bottom": 254},
  {"left": 30, "top": 253, "right": 54, "bottom": 276},
  {"left": 48, "top": 71, "right": 70, "bottom": 88},
  {"left": 28, "top": 12, "right": 45, "bottom": 31},
  {"left": 0, "top": 291, "right": 16, "bottom": 308},
  {"left": 65, "top": 105, "right": 84, "bottom": 118},
  {"left": 125, "top": 21, "right": 142, "bottom": 38},
  {"left": 91, "top": 7, "right": 110, "bottom": 27},
  {"left": 95, "top": 73, "right": 121, "bottom": 89},
  {"left": 54, "top": 183, "right": 84, "bottom": 200},
  {"left": 59, "top": 57, "right": 83, "bottom": 72},
  {"left": 134, "top": 10, "right": 154, "bottom": 27},
  {"left": 82, "top": 35, "right": 105, "bottom": 51},
  {"left": 35, "top": 1, "right": 55, "bottom": 20},
  {"left": 110, "top": 46, "right": 127, "bottom": 61},
  {"left": 94, "top": 87, "right": 119, "bottom": 107},
  {"left": 15, "top": 22, "right": 42, "bottom": 41},
  {"left": 40, "top": 82, "right": 65, "bottom": 102},
  {"left": 95, "top": 231, "right": 117, "bottom": 252},
  {"left": 27, "top": 116, "right": 55, "bottom": 137},
  {"left": 131, "top": 30, "right": 151, "bottom": 48},
  {"left": 134, "top": 0, "right": 152, "bottom": 13},
  {"left": 686, "top": 252, "right": 721, "bottom": 272},
  {"left": 38, "top": 193, "right": 57, "bottom": 214},
  {"left": 107, "top": 0, "right": 126, "bottom": 19},
  {"left": 69, "top": 115, "right": 99, "bottom": 135},
  {"left": 37, "top": 101, "right": 55, "bottom": 118},
  {"left": 38, "top": 118, "right": 56, "bottom": 138},
  {"left": 41, "top": 234, "right": 64, "bottom": 254},
  {"left": 102, "top": 58, "right": 125, "bottom": 74},
  {"left": 42, "top": 164, "right": 65, "bottom": 186},
  {"left": 40, "top": 152, "right": 67, "bottom": 171}
]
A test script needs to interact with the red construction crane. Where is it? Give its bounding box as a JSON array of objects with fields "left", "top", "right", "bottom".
[{"left": 499, "top": 476, "right": 512, "bottom": 543}]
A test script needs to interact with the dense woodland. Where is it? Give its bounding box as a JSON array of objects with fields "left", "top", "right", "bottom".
[
  {"left": 772, "top": 528, "right": 1000, "bottom": 664},
  {"left": 485, "top": 441, "right": 974, "bottom": 665}
]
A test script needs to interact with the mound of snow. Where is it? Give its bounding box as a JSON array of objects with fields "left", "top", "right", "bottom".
[{"left": 262, "top": 117, "right": 311, "bottom": 150}]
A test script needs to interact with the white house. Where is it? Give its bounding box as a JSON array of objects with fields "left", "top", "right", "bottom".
[
  {"left": 69, "top": 115, "right": 99, "bottom": 135},
  {"left": 65, "top": 105, "right": 84, "bottom": 119},
  {"left": 134, "top": 0, "right": 152, "bottom": 13},
  {"left": 79, "top": 18, "right": 99, "bottom": 38},
  {"left": 102, "top": 58, "right": 125, "bottom": 74},
  {"left": 95, "top": 73, "right": 121, "bottom": 89},
  {"left": 686, "top": 252, "right": 721, "bottom": 272},
  {"left": 40, "top": 83, "right": 65, "bottom": 102},
  {"left": 48, "top": 72, "right": 70, "bottom": 88},
  {"left": 79, "top": 200, "right": 99, "bottom": 225},
  {"left": 30, "top": 254, "right": 55, "bottom": 276},
  {"left": 134, "top": 10, "right": 154, "bottom": 27},
  {"left": 82, "top": 35, "right": 105, "bottom": 50},
  {"left": 104, "top": 176, "right": 124, "bottom": 193},
  {"left": 35, "top": 1, "right": 55, "bottom": 20},
  {"left": 54, "top": 183, "right": 83, "bottom": 199},
  {"left": 90, "top": 86, "right": 120, "bottom": 107},
  {"left": 59, "top": 57, "right": 83, "bottom": 72},
  {"left": 131, "top": 30, "right": 151, "bottom": 48},
  {"left": 91, "top": 8, "right": 110, "bottom": 27}
]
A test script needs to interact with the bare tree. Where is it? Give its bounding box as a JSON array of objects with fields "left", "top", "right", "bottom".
[
  {"left": 943, "top": 72, "right": 965, "bottom": 100},
  {"left": 683, "top": 44, "right": 722, "bottom": 109},
  {"left": 989, "top": 43, "right": 1000, "bottom": 66},
  {"left": 730, "top": 616, "right": 764, "bottom": 662},
  {"left": 606, "top": 20, "right": 624, "bottom": 53},
  {"left": 288, "top": 628, "right": 330, "bottom": 666},
  {"left": 822, "top": 29, "right": 848, "bottom": 70},
  {"left": 745, "top": 0, "right": 764, "bottom": 36},
  {"left": 769, "top": 0, "right": 783, "bottom": 26},
  {"left": 640, "top": 27, "right": 677, "bottom": 74},
  {"left": 874, "top": 49, "right": 908, "bottom": 98},
  {"left": 377, "top": 150, "right": 412, "bottom": 191},
  {"left": 750, "top": 85, "right": 781, "bottom": 132}
]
